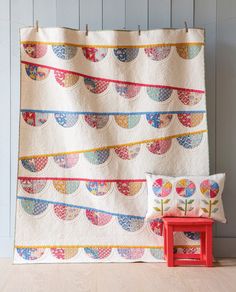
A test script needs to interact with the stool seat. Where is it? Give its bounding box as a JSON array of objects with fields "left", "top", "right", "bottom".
[{"left": 163, "top": 217, "right": 214, "bottom": 267}]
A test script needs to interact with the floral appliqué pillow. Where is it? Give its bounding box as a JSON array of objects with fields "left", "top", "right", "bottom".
[{"left": 145, "top": 173, "right": 226, "bottom": 223}]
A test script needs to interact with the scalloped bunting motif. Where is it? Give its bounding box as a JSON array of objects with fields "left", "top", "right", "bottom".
[
  {"left": 117, "top": 215, "right": 144, "bottom": 232},
  {"left": 86, "top": 181, "right": 111, "bottom": 196},
  {"left": 84, "top": 247, "right": 112, "bottom": 259},
  {"left": 176, "top": 45, "right": 202, "bottom": 59},
  {"left": 53, "top": 180, "right": 80, "bottom": 195},
  {"left": 21, "top": 199, "right": 48, "bottom": 216},
  {"left": 52, "top": 45, "right": 77, "bottom": 60},
  {"left": 53, "top": 154, "right": 79, "bottom": 168},
  {"left": 117, "top": 248, "right": 144, "bottom": 260},
  {"left": 113, "top": 48, "right": 139, "bottom": 62},
  {"left": 116, "top": 181, "right": 142, "bottom": 196},
  {"left": 84, "top": 114, "right": 109, "bottom": 129},
  {"left": 17, "top": 248, "right": 45, "bottom": 260},
  {"left": 23, "top": 44, "right": 47, "bottom": 58},
  {"left": 54, "top": 113, "right": 79, "bottom": 127},
  {"left": 84, "top": 149, "right": 110, "bottom": 165},
  {"left": 86, "top": 209, "right": 112, "bottom": 226},
  {"left": 22, "top": 111, "right": 48, "bottom": 127},
  {"left": 25, "top": 64, "right": 50, "bottom": 81},
  {"left": 53, "top": 204, "right": 80, "bottom": 221},
  {"left": 84, "top": 77, "right": 109, "bottom": 94},
  {"left": 21, "top": 157, "right": 48, "bottom": 172},
  {"left": 177, "top": 133, "right": 203, "bottom": 149},
  {"left": 144, "top": 46, "right": 171, "bottom": 61},
  {"left": 82, "top": 47, "right": 108, "bottom": 62},
  {"left": 20, "top": 178, "right": 47, "bottom": 194},
  {"left": 51, "top": 247, "right": 79, "bottom": 260}
]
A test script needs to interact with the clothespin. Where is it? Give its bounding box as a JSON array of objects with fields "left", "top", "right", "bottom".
[
  {"left": 86, "top": 24, "right": 89, "bottom": 36},
  {"left": 36, "top": 20, "right": 39, "bottom": 32},
  {"left": 138, "top": 25, "right": 141, "bottom": 36},
  {"left": 184, "top": 21, "right": 188, "bottom": 33}
]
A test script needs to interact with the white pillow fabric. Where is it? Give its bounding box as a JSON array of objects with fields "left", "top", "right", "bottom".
[{"left": 145, "top": 173, "right": 226, "bottom": 223}]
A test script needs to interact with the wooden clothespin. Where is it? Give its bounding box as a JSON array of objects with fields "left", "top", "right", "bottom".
[
  {"left": 86, "top": 24, "right": 89, "bottom": 36},
  {"left": 138, "top": 25, "right": 141, "bottom": 36},
  {"left": 36, "top": 20, "right": 39, "bottom": 32},
  {"left": 184, "top": 21, "right": 188, "bottom": 33}
]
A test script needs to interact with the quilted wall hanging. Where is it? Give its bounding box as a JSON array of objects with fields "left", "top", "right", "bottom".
[{"left": 14, "top": 27, "right": 209, "bottom": 263}]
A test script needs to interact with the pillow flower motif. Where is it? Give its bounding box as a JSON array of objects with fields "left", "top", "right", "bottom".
[
  {"left": 145, "top": 173, "right": 226, "bottom": 223},
  {"left": 152, "top": 178, "right": 172, "bottom": 216},
  {"left": 176, "top": 179, "right": 196, "bottom": 216},
  {"left": 200, "top": 179, "right": 220, "bottom": 218}
]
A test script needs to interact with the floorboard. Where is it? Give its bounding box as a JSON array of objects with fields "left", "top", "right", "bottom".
[{"left": 0, "top": 259, "right": 236, "bottom": 292}]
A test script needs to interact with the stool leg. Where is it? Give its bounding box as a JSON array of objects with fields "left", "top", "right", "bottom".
[
  {"left": 200, "top": 231, "right": 206, "bottom": 261},
  {"left": 206, "top": 225, "right": 213, "bottom": 267},
  {"left": 164, "top": 226, "right": 167, "bottom": 260},
  {"left": 166, "top": 226, "right": 174, "bottom": 267}
]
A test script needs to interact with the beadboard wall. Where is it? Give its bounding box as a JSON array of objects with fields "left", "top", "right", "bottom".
[{"left": 0, "top": 0, "right": 235, "bottom": 257}]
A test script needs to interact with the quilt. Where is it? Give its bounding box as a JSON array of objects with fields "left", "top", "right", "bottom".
[{"left": 14, "top": 27, "right": 209, "bottom": 263}]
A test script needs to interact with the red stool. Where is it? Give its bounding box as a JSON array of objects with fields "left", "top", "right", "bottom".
[{"left": 163, "top": 217, "right": 213, "bottom": 267}]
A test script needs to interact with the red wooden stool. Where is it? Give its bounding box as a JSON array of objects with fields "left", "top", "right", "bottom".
[{"left": 163, "top": 217, "right": 214, "bottom": 267}]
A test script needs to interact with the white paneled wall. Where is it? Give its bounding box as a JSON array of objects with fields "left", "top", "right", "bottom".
[{"left": 0, "top": 0, "right": 235, "bottom": 257}]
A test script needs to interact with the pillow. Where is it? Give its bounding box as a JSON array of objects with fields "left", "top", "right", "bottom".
[{"left": 145, "top": 173, "right": 226, "bottom": 223}]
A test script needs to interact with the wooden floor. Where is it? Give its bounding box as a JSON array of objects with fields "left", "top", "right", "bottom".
[{"left": 1, "top": 259, "right": 236, "bottom": 292}]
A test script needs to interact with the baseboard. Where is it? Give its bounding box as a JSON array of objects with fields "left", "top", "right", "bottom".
[
  {"left": 0, "top": 237, "right": 235, "bottom": 258},
  {"left": 0, "top": 237, "right": 13, "bottom": 257},
  {"left": 214, "top": 237, "right": 236, "bottom": 257}
]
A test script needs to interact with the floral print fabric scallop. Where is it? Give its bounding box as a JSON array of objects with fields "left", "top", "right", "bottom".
[{"left": 15, "top": 28, "right": 209, "bottom": 264}]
